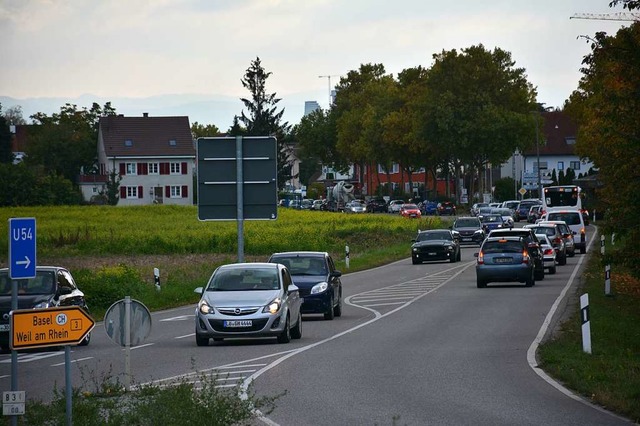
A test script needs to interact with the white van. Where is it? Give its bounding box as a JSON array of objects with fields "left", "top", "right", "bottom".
[{"left": 542, "top": 209, "right": 587, "bottom": 254}]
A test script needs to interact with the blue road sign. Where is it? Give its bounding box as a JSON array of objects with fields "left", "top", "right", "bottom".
[{"left": 8, "top": 218, "right": 36, "bottom": 279}]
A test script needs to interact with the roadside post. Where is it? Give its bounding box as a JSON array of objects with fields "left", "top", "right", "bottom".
[
  {"left": 154, "top": 268, "right": 161, "bottom": 292},
  {"left": 580, "top": 294, "right": 592, "bottom": 354},
  {"left": 345, "top": 245, "right": 350, "bottom": 269},
  {"left": 605, "top": 265, "right": 612, "bottom": 296},
  {"left": 600, "top": 235, "right": 605, "bottom": 256}
]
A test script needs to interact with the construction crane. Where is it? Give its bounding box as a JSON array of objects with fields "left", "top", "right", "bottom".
[
  {"left": 318, "top": 75, "right": 341, "bottom": 106},
  {"left": 570, "top": 12, "right": 640, "bottom": 21}
]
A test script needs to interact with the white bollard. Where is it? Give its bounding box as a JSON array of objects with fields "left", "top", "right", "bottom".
[
  {"left": 580, "top": 293, "right": 592, "bottom": 354},
  {"left": 600, "top": 235, "right": 605, "bottom": 256},
  {"left": 345, "top": 245, "right": 350, "bottom": 269},
  {"left": 611, "top": 233, "right": 616, "bottom": 246},
  {"left": 605, "top": 265, "right": 611, "bottom": 296},
  {"left": 154, "top": 267, "right": 161, "bottom": 292}
]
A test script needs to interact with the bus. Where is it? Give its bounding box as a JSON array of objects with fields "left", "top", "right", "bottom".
[{"left": 542, "top": 185, "right": 582, "bottom": 212}]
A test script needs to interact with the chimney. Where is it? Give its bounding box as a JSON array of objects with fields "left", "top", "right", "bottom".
[{"left": 143, "top": 112, "right": 149, "bottom": 117}]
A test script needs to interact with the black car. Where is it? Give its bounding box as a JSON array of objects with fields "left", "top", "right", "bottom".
[
  {"left": 268, "top": 251, "right": 342, "bottom": 320},
  {"left": 516, "top": 199, "right": 542, "bottom": 222},
  {"left": 437, "top": 201, "right": 457, "bottom": 216},
  {"left": 452, "top": 216, "right": 486, "bottom": 245},
  {"left": 411, "top": 229, "right": 461, "bottom": 264},
  {"left": 0, "top": 266, "right": 91, "bottom": 352},
  {"left": 366, "top": 198, "right": 388, "bottom": 213},
  {"left": 487, "top": 228, "right": 545, "bottom": 281}
]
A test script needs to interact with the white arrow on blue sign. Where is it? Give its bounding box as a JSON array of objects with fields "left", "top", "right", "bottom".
[{"left": 8, "top": 217, "right": 37, "bottom": 279}]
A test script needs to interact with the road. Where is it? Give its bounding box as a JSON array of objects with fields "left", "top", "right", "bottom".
[{"left": 0, "top": 224, "right": 631, "bottom": 425}]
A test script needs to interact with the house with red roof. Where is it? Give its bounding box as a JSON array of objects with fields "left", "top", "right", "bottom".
[{"left": 81, "top": 113, "right": 195, "bottom": 205}]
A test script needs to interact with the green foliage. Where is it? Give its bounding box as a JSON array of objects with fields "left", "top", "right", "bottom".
[
  {"left": 492, "top": 177, "right": 516, "bottom": 202},
  {"left": 190, "top": 121, "right": 220, "bottom": 139},
  {"left": 0, "top": 163, "right": 82, "bottom": 207},
  {"left": 0, "top": 111, "right": 12, "bottom": 164}
]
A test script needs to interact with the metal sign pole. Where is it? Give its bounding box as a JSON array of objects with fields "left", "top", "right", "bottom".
[
  {"left": 236, "top": 136, "right": 245, "bottom": 263},
  {"left": 65, "top": 346, "right": 72, "bottom": 426}
]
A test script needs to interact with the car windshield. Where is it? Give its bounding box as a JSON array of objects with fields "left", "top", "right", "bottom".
[
  {"left": 482, "top": 240, "right": 523, "bottom": 254},
  {"left": 535, "top": 234, "right": 552, "bottom": 246},
  {"left": 455, "top": 218, "right": 480, "bottom": 227},
  {"left": 416, "top": 231, "right": 452, "bottom": 242},
  {"left": 528, "top": 226, "right": 556, "bottom": 237},
  {"left": 481, "top": 214, "right": 502, "bottom": 223},
  {"left": 0, "top": 270, "right": 55, "bottom": 295},
  {"left": 403, "top": 204, "right": 418, "bottom": 210},
  {"left": 207, "top": 268, "right": 280, "bottom": 291},
  {"left": 547, "top": 212, "right": 581, "bottom": 225},
  {"left": 271, "top": 256, "right": 327, "bottom": 276}
]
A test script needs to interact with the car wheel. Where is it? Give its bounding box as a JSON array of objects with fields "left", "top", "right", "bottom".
[
  {"left": 277, "top": 315, "right": 291, "bottom": 343},
  {"left": 412, "top": 257, "right": 421, "bottom": 265},
  {"left": 324, "top": 301, "right": 335, "bottom": 320},
  {"left": 525, "top": 271, "right": 535, "bottom": 287},
  {"left": 476, "top": 279, "right": 486, "bottom": 289},
  {"left": 535, "top": 268, "right": 545, "bottom": 281},
  {"left": 334, "top": 292, "right": 343, "bottom": 317},
  {"left": 457, "top": 251, "right": 461, "bottom": 262},
  {"left": 196, "top": 333, "right": 209, "bottom": 346},
  {"left": 449, "top": 254, "right": 456, "bottom": 263},
  {"left": 78, "top": 332, "right": 91, "bottom": 346},
  {"left": 580, "top": 246, "right": 586, "bottom": 254},
  {"left": 291, "top": 312, "right": 302, "bottom": 340},
  {"left": 559, "top": 253, "right": 567, "bottom": 266},
  {"left": 213, "top": 338, "right": 223, "bottom": 342},
  {"left": 550, "top": 266, "right": 557, "bottom": 274},
  {"left": 569, "top": 249, "right": 576, "bottom": 257}
]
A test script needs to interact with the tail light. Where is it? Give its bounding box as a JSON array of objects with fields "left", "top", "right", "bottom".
[
  {"left": 553, "top": 237, "right": 563, "bottom": 245},
  {"left": 522, "top": 250, "right": 530, "bottom": 264},
  {"left": 477, "top": 251, "right": 484, "bottom": 264},
  {"left": 544, "top": 248, "right": 554, "bottom": 256},
  {"left": 581, "top": 228, "right": 586, "bottom": 243}
]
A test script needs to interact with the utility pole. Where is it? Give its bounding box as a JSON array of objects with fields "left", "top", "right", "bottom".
[{"left": 318, "top": 75, "right": 340, "bottom": 107}]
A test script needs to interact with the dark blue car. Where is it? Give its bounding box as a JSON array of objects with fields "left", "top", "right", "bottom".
[
  {"left": 420, "top": 201, "right": 438, "bottom": 216},
  {"left": 268, "top": 251, "right": 343, "bottom": 320}
]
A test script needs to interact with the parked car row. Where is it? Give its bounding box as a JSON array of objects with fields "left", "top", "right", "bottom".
[{"left": 194, "top": 251, "right": 343, "bottom": 346}]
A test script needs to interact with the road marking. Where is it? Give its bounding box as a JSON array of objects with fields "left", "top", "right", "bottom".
[
  {"left": 121, "top": 343, "right": 155, "bottom": 351},
  {"left": 175, "top": 333, "right": 195, "bottom": 339},
  {"left": 51, "top": 357, "right": 93, "bottom": 367},
  {"left": 0, "top": 352, "right": 64, "bottom": 364},
  {"left": 159, "top": 315, "right": 193, "bottom": 322}
]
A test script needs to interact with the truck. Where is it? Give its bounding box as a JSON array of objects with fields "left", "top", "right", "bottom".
[{"left": 326, "top": 181, "right": 355, "bottom": 212}]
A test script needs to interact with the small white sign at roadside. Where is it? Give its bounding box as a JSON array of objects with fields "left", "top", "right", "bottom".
[{"left": 3, "top": 391, "right": 25, "bottom": 416}]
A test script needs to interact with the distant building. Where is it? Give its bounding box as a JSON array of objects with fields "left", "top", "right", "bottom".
[{"left": 304, "top": 101, "right": 320, "bottom": 116}]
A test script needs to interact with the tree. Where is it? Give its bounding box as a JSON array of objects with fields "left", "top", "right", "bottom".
[
  {"left": 237, "top": 57, "right": 293, "bottom": 190},
  {"left": 191, "top": 122, "right": 221, "bottom": 139},
  {"left": 3, "top": 105, "right": 27, "bottom": 125},
  {"left": 493, "top": 177, "right": 516, "bottom": 202},
  {"left": 0, "top": 104, "right": 12, "bottom": 164},
  {"left": 566, "top": 21, "right": 640, "bottom": 274},
  {"left": 27, "top": 102, "right": 116, "bottom": 185}
]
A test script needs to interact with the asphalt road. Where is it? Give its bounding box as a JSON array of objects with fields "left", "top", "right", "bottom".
[{"left": 0, "top": 224, "right": 632, "bottom": 425}]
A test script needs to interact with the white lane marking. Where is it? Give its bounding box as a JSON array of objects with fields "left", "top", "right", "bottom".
[
  {"left": 159, "top": 315, "right": 194, "bottom": 322},
  {"left": 0, "top": 352, "right": 64, "bottom": 364},
  {"left": 243, "top": 262, "right": 475, "bottom": 425},
  {"left": 175, "top": 333, "right": 195, "bottom": 339},
  {"left": 527, "top": 226, "right": 629, "bottom": 422},
  {"left": 121, "top": 343, "right": 155, "bottom": 351},
  {"left": 362, "top": 302, "right": 407, "bottom": 307},
  {"left": 51, "top": 357, "right": 93, "bottom": 367}
]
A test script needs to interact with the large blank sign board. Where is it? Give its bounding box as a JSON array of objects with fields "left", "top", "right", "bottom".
[{"left": 197, "top": 136, "right": 278, "bottom": 221}]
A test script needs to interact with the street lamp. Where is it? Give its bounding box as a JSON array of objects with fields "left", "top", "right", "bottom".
[
  {"left": 534, "top": 113, "right": 542, "bottom": 200},
  {"left": 319, "top": 75, "right": 340, "bottom": 107}
]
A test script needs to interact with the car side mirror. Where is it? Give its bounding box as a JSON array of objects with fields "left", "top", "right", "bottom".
[
  {"left": 57, "top": 287, "right": 73, "bottom": 296},
  {"left": 528, "top": 242, "right": 539, "bottom": 249},
  {"left": 473, "top": 253, "right": 479, "bottom": 258},
  {"left": 331, "top": 271, "right": 342, "bottom": 278},
  {"left": 288, "top": 283, "right": 299, "bottom": 294},
  {"left": 411, "top": 239, "right": 416, "bottom": 243},
  {"left": 194, "top": 287, "right": 203, "bottom": 295}
]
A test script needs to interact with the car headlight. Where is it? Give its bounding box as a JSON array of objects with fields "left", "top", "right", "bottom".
[
  {"left": 311, "top": 282, "right": 329, "bottom": 294},
  {"left": 446, "top": 245, "right": 454, "bottom": 251},
  {"left": 198, "top": 300, "right": 213, "bottom": 315},
  {"left": 474, "top": 230, "right": 483, "bottom": 234},
  {"left": 33, "top": 301, "right": 51, "bottom": 309},
  {"left": 263, "top": 298, "right": 282, "bottom": 314},
  {"left": 412, "top": 247, "right": 418, "bottom": 252}
]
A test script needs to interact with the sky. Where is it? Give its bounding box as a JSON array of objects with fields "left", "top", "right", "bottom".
[{"left": 0, "top": 0, "right": 632, "bottom": 129}]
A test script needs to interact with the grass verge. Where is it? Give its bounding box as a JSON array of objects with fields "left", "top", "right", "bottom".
[{"left": 537, "top": 236, "right": 640, "bottom": 423}]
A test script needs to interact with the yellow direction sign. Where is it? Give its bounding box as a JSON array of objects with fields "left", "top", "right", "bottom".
[{"left": 10, "top": 306, "right": 95, "bottom": 350}]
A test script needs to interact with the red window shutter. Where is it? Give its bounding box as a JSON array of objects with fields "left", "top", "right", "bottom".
[
  {"left": 119, "top": 163, "right": 126, "bottom": 176},
  {"left": 120, "top": 186, "right": 126, "bottom": 199},
  {"left": 165, "top": 186, "right": 171, "bottom": 198},
  {"left": 182, "top": 185, "right": 188, "bottom": 198},
  {"left": 181, "top": 162, "right": 187, "bottom": 175},
  {"left": 160, "top": 163, "right": 169, "bottom": 175},
  {"left": 138, "top": 186, "right": 143, "bottom": 198},
  {"left": 139, "top": 163, "right": 148, "bottom": 175}
]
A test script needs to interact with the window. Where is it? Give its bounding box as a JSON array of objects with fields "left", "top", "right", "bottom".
[
  {"left": 533, "top": 161, "right": 548, "bottom": 172},
  {"left": 570, "top": 161, "right": 581, "bottom": 170},
  {"left": 124, "top": 139, "right": 133, "bottom": 147},
  {"left": 170, "top": 162, "right": 181, "bottom": 175},
  {"left": 169, "top": 139, "right": 177, "bottom": 146},
  {"left": 557, "top": 161, "right": 564, "bottom": 171},
  {"left": 148, "top": 162, "right": 159, "bottom": 175},
  {"left": 126, "top": 163, "right": 137, "bottom": 175},
  {"left": 565, "top": 137, "right": 576, "bottom": 145},
  {"left": 170, "top": 186, "right": 182, "bottom": 198},
  {"left": 127, "top": 186, "right": 138, "bottom": 198}
]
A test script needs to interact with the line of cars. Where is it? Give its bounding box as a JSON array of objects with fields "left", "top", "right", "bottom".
[{"left": 194, "top": 251, "right": 343, "bottom": 346}]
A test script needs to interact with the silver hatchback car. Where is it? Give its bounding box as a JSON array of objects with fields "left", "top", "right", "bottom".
[{"left": 194, "top": 263, "right": 302, "bottom": 345}]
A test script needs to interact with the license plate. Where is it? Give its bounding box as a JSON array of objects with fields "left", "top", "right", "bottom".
[
  {"left": 462, "top": 238, "right": 472, "bottom": 242},
  {"left": 223, "top": 320, "right": 252, "bottom": 328},
  {"left": 428, "top": 252, "right": 437, "bottom": 256},
  {"left": 0, "top": 324, "right": 9, "bottom": 332},
  {"left": 494, "top": 257, "right": 513, "bottom": 264}
]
